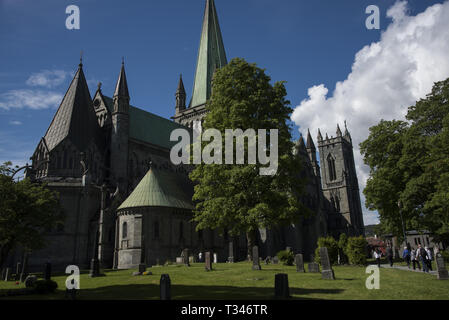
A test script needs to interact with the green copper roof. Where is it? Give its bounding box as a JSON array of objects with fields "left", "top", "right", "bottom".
[
  {"left": 118, "top": 168, "right": 194, "bottom": 211},
  {"left": 190, "top": 0, "right": 227, "bottom": 109},
  {"left": 103, "top": 96, "right": 189, "bottom": 150}
]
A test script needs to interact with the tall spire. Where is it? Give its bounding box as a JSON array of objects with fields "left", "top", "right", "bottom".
[
  {"left": 336, "top": 123, "right": 342, "bottom": 137},
  {"left": 176, "top": 74, "right": 186, "bottom": 112},
  {"left": 317, "top": 129, "right": 323, "bottom": 142},
  {"left": 114, "top": 59, "right": 129, "bottom": 99},
  {"left": 190, "top": 0, "right": 227, "bottom": 109},
  {"left": 306, "top": 129, "right": 315, "bottom": 150}
]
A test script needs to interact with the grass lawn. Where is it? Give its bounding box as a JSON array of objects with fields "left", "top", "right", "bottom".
[{"left": 0, "top": 262, "right": 448, "bottom": 300}]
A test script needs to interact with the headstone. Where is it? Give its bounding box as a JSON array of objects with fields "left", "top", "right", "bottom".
[
  {"left": 189, "top": 256, "right": 197, "bottom": 264},
  {"left": 205, "top": 252, "right": 212, "bottom": 271},
  {"left": 435, "top": 253, "right": 449, "bottom": 280},
  {"left": 176, "top": 257, "right": 183, "bottom": 264},
  {"left": 295, "top": 254, "right": 305, "bottom": 273},
  {"left": 160, "top": 274, "right": 171, "bottom": 300},
  {"left": 265, "top": 257, "right": 271, "bottom": 265},
  {"left": 308, "top": 262, "right": 320, "bottom": 273},
  {"left": 272, "top": 256, "right": 279, "bottom": 265},
  {"left": 4, "top": 268, "right": 11, "bottom": 281},
  {"left": 156, "top": 258, "right": 160, "bottom": 266},
  {"left": 252, "top": 246, "right": 262, "bottom": 270},
  {"left": 15, "top": 262, "right": 22, "bottom": 281},
  {"left": 274, "top": 274, "right": 290, "bottom": 299},
  {"left": 319, "top": 247, "right": 335, "bottom": 280},
  {"left": 182, "top": 249, "right": 190, "bottom": 266},
  {"left": 138, "top": 263, "right": 146, "bottom": 274},
  {"left": 228, "top": 242, "right": 234, "bottom": 263},
  {"left": 44, "top": 262, "right": 52, "bottom": 280},
  {"left": 25, "top": 275, "right": 37, "bottom": 288},
  {"left": 213, "top": 253, "right": 218, "bottom": 264}
]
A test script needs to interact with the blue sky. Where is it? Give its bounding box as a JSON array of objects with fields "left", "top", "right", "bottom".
[{"left": 1, "top": 0, "right": 448, "bottom": 226}]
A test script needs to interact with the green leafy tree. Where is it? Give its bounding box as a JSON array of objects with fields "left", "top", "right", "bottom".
[
  {"left": 360, "top": 78, "right": 449, "bottom": 246},
  {"left": 0, "top": 162, "right": 63, "bottom": 269},
  {"left": 190, "top": 58, "right": 308, "bottom": 259}
]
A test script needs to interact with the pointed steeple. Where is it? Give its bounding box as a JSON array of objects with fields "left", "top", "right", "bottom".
[
  {"left": 190, "top": 0, "right": 227, "bottom": 109},
  {"left": 114, "top": 59, "right": 129, "bottom": 99},
  {"left": 44, "top": 62, "right": 102, "bottom": 152},
  {"left": 176, "top": 74, "right": 186, "bottom": 112},
  {"left": 299, "top": 135, "right": 306, "bottom": 150},
  {"left": 336, "top": 123, "right": 342, "bottom": 137},
  {"left": 306, "top": 129, "right": 315, "bottom": 151},
  {"left": 344, "top": 120, "right": 352, "bottom": 142},
  {"left": 317, "top": 129, "right": 323, "bottom": 142}
]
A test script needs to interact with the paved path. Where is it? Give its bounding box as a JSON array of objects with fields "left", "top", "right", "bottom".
[{"left": 380, "top": 264, "right": 437, "bottom": 275}]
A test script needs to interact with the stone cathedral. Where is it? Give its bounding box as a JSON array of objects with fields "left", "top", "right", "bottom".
[{"left": 22, "top": 0, "right": 364, "bottom": 271}]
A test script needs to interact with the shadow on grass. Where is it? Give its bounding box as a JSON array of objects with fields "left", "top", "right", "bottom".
[{"left": 0, "top": 283, "right": 344, "bottom": 300}]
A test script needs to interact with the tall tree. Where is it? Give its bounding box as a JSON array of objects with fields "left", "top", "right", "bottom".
[
  {"left": 0, "top": 162, "right": 64, "bottom": 268},
  {"left": 360, "top": 78, "right": 449, "bottom": 246},
  {"left": 190, "top": 58, "right": 308, "bottom": 258}
]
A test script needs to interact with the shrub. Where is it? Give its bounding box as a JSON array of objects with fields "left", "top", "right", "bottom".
[
  {"left": 33, "top": 280, "right": 58, "bottom": 294},
  {"left": 346, "top": 236, "right": 368, "bottom": 265},
  {"left": 314, "top": 237, "right": 338, "bottom": 265},
  {"left": 338, "top": 233, "right": 349, "bottom": 264},
  {"left": 277, "top": 250, "right": 294, "bottom": 266}
]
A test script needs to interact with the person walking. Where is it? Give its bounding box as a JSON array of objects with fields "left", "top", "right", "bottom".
[
  {"left": 425, "top": 247, "right": 433, "bottom": 271},
  {"left": 386, "top": 245, "right": 394, "bottom": 267},
  {"left": 373, "top": 248, "right": 382, "bottom": 268},
  {"left": 411, "top": 248, "right": 421, "bottom": 270},
  {"left": 417, "top": 244, "right": 429, "bottom": 273},
  {"left": 402, "top": 246, "right": 411, "bottom": 268}
]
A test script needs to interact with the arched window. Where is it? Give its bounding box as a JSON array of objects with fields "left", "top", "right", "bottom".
[
  {"left": 327, "top": 154, "right": 336, "bottom": 181},
  {"left": 122, "top": 222, "right": 128, "bottom": 239},
  {"left": 335, "top": 197, "right": 340, "bottom": 213}
]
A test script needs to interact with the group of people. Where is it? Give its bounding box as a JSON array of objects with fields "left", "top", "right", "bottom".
[
  {"left": 403, "top": 245, "right": 434, "bottom": 273},
  {"left": 372, "top": 244, "right": 435, "bottom": 273}
]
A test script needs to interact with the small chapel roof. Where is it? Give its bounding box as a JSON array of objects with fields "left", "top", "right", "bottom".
[{"left": 117, "top": 167, "right": 194, "bottom": 211}]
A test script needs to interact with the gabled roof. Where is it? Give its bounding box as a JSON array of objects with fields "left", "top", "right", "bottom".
[
  {"left": 102, "top": 96, "right": 189, "bottom": 150},
  {"left": 190, "top": 0, "right": 227, "bottom": 108},
  {"left": 44, "top": 63, "right": 103, "bottom": 152},
  {"left": 118, "top": 167, "right": 194, "bottom": 211}
]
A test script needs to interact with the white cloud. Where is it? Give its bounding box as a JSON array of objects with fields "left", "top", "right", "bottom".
[
  {"left": 9, "top": 120, "right": 22, "bottom": 125},
  {"left": 0, "top": 89, "right": 63, "bottom": 110},
  {"left": 291, "top": 1, "right": 449, "bottom": 226},
  {"left": 26, "top": 70, "right": 70, "bottom": 88}
]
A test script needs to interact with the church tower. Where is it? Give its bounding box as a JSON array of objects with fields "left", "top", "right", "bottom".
[
  {"left": 172, "top": 0, "right": 227, "bottom": 127},
  {"left": 110, "top": 60, "right": 130, "bottom": 193},
  {"left": 318, "top": 123, "right": 365, "bottom": 237}
]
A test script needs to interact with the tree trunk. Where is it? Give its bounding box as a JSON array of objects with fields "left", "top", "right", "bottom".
[
  {"left": 0, "top": 243, "right": 13, "bottom": 270},
  {"left": 246, "top": 230, "right": 256, "bottom": 261}
]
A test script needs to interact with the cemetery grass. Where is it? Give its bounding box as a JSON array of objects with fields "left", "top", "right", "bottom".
[{"left": 1, "top": 262, "right": 448, "bottom": 300}]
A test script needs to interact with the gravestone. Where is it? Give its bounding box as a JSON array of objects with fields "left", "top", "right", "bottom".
[
  {"left": 308, "top": 262, "right": 320, "bottom": 273},
  {"left": 4, "top": 268, "right": 11, "bottom": 281},
  {"left": 272, "top": 256, "right": 279, "bottom": 265},
  {"left": 182, "top": 249, "right": 190, "bottom": 266},
  {"left": 295, "top": 254, "right": 305, "bottom": 273},
  {"left": 189, "top": 256, "right": 197, "bottom": 264},
  {"left": 228, "top": 242, "right": 234, "bottom": 263},
  {"left": 274, "top": 274, "right": 290, "bottom": 299},
  {"left": 25, "top": 275, "right": 37, "bottom": 288},
  {"left": 205, "top": 252, "right": 212, "bottom": 271},
  {"left": 156, "top": 258, "right": 160, "bottom": 266},
  {"left": 213, "top": 253, "right": 218, "bottom": 264},
  {"left": 319, "top": 247, "right": 335, "bottom": 280},
  {"left": 265, "top": 257, "right": 271, "bottom": 265},
  {"left": 44, "top": 262, "right": 52, "bottom": 280},
  {"left": 138, "top": 263, "right": 146, "bottom": 274},
  {"left": 435, "top": 253, "right": 449, "bottom": 280},
  {"left": 176, "top": 257, "right": 183, "bottom": 264},
  {"left": 252, "top": 246, "right": 262, "bottom": 270},
  {"left": 160, "top": 274, "right": 171, "bottom": 300}
]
